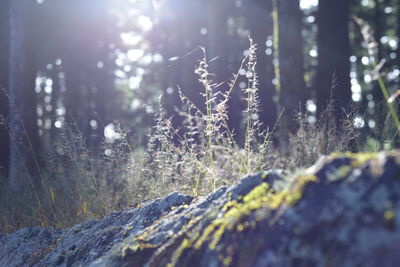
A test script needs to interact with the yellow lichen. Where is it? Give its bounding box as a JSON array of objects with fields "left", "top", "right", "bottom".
[
  {"left": 209, "top": 224, "right": 228, "bottom": 250},
  {"left": 242, "top": 183, "right": 270, "bottom": 203},
  {"left": 194, "top": 220, "right": 220, "bottom": 249},
  {"left": 167, "top": 238, "right": 193, "bottom": 267},
  {"left": 331, "top": 152, "right": 378, "bottom": 168},
  {"left": 261, "top": 171, "right": 269, "bottom": 180},
  {"left": 223, "top": 256, "right": 233, "bottom": 266},
  {"left": 222, "top": 200, "right": 239, "bottom": 212},
  {"left": 193, "top": 174, "right": 317, "bottom": 253},
  {"left": 236, "top": 224, "right": 244, "bottom": 231},
  {"left": 123, "top": 225, "right": 134, "bottom": 237},
  {"left": 135, "top": 230, "right": 149, "bottom": 242},
  {"left": 384, "top": 209, "right": 395, "bottom": 221},
  {"left": 121, "top": 244, "right": 140, "bottom": 258},
  {"left": 326, "top": 165, "right": 353, "bottom": 182},
  {"left": 167, "top": 172, "right": 318, "bottom": 265}
]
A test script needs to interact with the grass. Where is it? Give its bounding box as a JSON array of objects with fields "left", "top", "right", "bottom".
[
  {"left": 145, "top": 38, "right": 268, "bottom": 197},
  {"left": 353, "top": 16, "right": 400, "bottom": 142},
  {"left": 0, "top": 37, "right": 373, "bottom": 233}
]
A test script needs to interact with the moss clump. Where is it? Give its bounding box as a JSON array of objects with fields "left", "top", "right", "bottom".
[
  {"left": 165, "top": 173, "right": 318, "bottom": 266},
  {"left": 167, "top": 238, "right": 194, "bottom": 267},
  {"left": 384, "top": 209, "right": 395, "bottom": 221},
  {"left": 324, "top": 152, "right": 383, "bottom": 181},
  {"left": 326, "top": 165, "right": 354, "bottom": 182},
  {"left": 331, "top": 152, "right": 378, "bottom": 168}
]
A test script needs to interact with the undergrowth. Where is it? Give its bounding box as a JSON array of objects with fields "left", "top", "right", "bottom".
[{"left": 0, "top": 38, "right": 357, "bottom": 233}]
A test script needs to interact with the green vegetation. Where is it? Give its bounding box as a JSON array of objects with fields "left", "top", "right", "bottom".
[
  {"left": 1, "top": 1, "right": 400, "bottom": 235},
  {"left": 0, "top": 39, "right": 358, "bottom": 233},
  {"left": 354, "top": 16, "right": 400, "bottom": 136}
]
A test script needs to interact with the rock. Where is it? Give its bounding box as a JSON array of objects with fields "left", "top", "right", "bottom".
[
  {"left": 0, "top": 192, "right": 192, "bottom": 267},
  {"left": 0, "top": 227, "right": 62, "bottom": 266},
  {"left": 2, "top": 151, "right": 400, "bottom": 266}
]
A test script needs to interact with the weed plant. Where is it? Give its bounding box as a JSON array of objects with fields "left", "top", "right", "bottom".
[
  {"left": 0, "top": 120, "right": 142, "bottom": 232},
  {"left": 0, "top": 39, "right": 357, "bottom": 233},
  {"left": 353, "top": 16, "right": 400, "bottom": 147}
]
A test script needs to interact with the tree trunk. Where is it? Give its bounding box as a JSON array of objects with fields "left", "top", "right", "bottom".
[
  {"left": 61, "top": 2, "right": 89, "bottom": 132},
  {"left": 206, "top": 0, "right": 244, "bottom": 136},
  {"left": 277, "top": 0, "right": 307, "bottom": 130},
  {"left": 397, "top": 0, "right": 400, "bottom": 93},
  {"left": 315, "top": 0, "right": 351, "bottom": 119},
  {"left": 372, "top": 0, "right": 385, "bottom": 138},
  {"left": 58, "top": 0, "right": 118, "bottom": 147},
  {"left": 8, "top": 0, "right": 41, "bottom": 191},
  {"left": 0, "top": 0, "right": 11, "bottom": 176},
  {"left": 247, "top": 0, "right": 276, "bottom": 132}
]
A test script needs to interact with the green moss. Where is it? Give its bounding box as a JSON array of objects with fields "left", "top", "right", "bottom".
[
  {"left": 124, "top": 152, "right": 396, "bottom": 266},
  {"left": 121, "top": 244, "right": 140, "bottom": 258},
  {"left": 242, "top": 183, "right": 270, "bottom": 203},
  {"left": 261, "top": 171, "right": 269, "bottom": 180},
  {"left": 122, "top": 225, "right": 134, "bottom": 238},
  {"left": 331, "top": 152, "right": 378, "bottom": 167},
  {"left": 165, "top": 172, "right": 319, "bottom": 266},
  {"left": 384, "top": 209, "right": 395, "bottom": 221},
  {"left": 383, "top": 209, "right": 396, "bottom": 230},
  {"left": 324, "top": 152, "right": 382, "bottom": 182},
  {"left": 194, "top": 221, "right": 220, "bottom": 249},
  {"left": 113, "top": 170, "right": 323, "bottom": 267},
  {"left": 167, "top": 238, "right": 193, "bottom": 267},
  {"left": 326, "top": 165, "right": 353, "bottom": 182},
  {"left": 222, "top": 255, "right": 233, "bottom": 266}
]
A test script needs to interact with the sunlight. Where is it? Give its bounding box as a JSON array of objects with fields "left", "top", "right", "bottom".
[
  {"left": 120, "top": 32, "right": 142, "bottom": 46},
  {"left": 137, "top": 15, "right": 153, "bottom": 32},
  {"left": 300, "top": 0, "right": 318, "bottom": 9},
  {"left": 127, "top": 49, "right": 145, "bottom": 61},
  {"left": 104, "top": 123, "right": 121, "bottom": 143}
]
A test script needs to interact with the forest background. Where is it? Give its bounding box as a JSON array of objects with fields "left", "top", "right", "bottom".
[{"left": 1, "top": 0, "right": 399, "bottom": 232}]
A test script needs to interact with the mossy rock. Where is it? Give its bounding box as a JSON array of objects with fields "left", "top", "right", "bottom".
[{"left": 2, "top": 151, "right": 400, "bottom": 267}]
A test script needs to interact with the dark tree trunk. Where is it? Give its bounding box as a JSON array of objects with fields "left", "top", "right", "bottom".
[
  {"left": 315, "top": 0, "right": 351, "bottom": 119},
  {"left": 372, "top": 0, "right": 385, "bottom": 136},
  {"left": 374, "top": 0, "right": 383, "bottom": 60},
  {"left": 160, "top": 0, "right": 185, "bottom": 129},
  {"left": 206, "top": 0, "right": 230, "bottom": 81},
  {"left": 181, "top": 0, "right": 207, "bottom": 99},
  {"left": 56, "top": 0, "right": 113, "bottom": 148},
  {"left": 63, "top": 54, "right": 86, "bottom": 129},
  {"left": 49, "top": 66, "right": 62, "bottom": 141},
  {"left": 277, "top": 0, "right": 307, "bottom": 131},
  {"left": 397, "top": 0, "right": 400, "bottom": 93},
  {"left": 206, "top": 0, "right": 243, "bottom": 135},
  {"left": 0, "top": 0, "right": 11, "bottom": 176},
  {"left": 86, "top": 2, "right": 114, "bottom": 147},
  {"left": 8, "top": 0, "right": 41, "bottom": 191},
  {"left": 61, "top": 1, "right": 91, "bottom": 132},
  {"left": 248, "top": 0, "right": 276, "bottom": 132}
]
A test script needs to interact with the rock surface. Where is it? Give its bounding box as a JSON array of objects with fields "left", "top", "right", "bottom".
[{"left": 2, "top": 151, "right": 400, "bottom": 266}]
